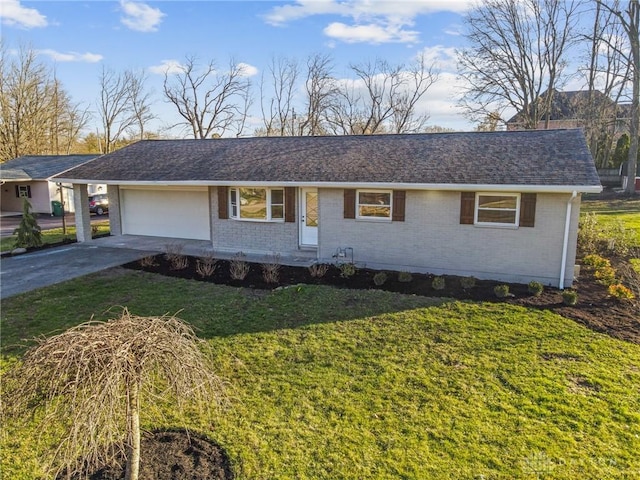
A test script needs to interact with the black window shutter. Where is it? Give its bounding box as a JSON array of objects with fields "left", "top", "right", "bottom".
[
  {"left": 15, "top": 185, "right": 19, "bottom": 198},
  {"left": 460, "top": 192, "right": 475, "bottom": 224},
  {"left": 519, "top": 193, "right": 536, "bottom": 227},
  {"left": 218, "top": 186, "right": 229, "bottom": 219},
  {"left": 344, "top": 189, "right": 356, "bottom": 219},
  {"left": 392, "top": 190, "right": 406, "bottom": 222},
  {"left": 284, "top": 187, "right": 296, "bottom": 223},
  {"left": 27, "top": 185, "right": 31, "bottom": 198}
]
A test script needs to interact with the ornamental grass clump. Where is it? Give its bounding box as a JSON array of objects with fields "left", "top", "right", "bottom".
[
  {"left": 308, "top": 263, "right": 329, "bottom": 278},
  {"left": 3, "top": 309, "right": 222, "bottom": 480},
  {"left": 230, "top": 252, "right": 250, "bottom": 280},
  {"left": 164, "top": 243, "right": 188, "bottom": 270},
  {"left": 261, "top": 253, "right": 281, "bottom": 284},
  {"left": 562, "top": 290, "right": 579, "bottom": 305},
  {"left": 195, "top": 252, "right": 217, "bottom": 278},
  {"left": 528, "top": 281, "right": 544, "bottom": 296},
  {"left": 431, "top": 276, "right": 446, "bottom": 290},
  {"left": 373, "top": 272, "right": 388, "bottom": 286}
]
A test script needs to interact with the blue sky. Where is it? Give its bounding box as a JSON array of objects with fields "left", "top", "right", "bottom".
[{"left": 1, "top": 0, "right": 483, "bottom": 135}]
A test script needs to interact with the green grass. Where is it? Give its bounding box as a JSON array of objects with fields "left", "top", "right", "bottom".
[
  {"left": 0, "top": 222, "right": 110, "bottom": 252},
  {"left": 2, "top": 271, "right": 639, "bottom": 479},
  {"left": 582, "top": 197, "right": 640, "bottom": 246}
]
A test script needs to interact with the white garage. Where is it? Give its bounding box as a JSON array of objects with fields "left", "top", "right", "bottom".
[{"left": 120, "top": 186, "right": 211, "bottom": 240}]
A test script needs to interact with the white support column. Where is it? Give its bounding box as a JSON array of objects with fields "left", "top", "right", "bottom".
[{"left": 73, "top": 184, "right": 92, "bottom": 242}]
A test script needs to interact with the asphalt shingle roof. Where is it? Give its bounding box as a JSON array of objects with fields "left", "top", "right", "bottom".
[
  {"left": 0, "top": 155, "right": 99, "bottom": 181},
  {"left": 54, "top": 130, "right": 601, "bottom": 188}
]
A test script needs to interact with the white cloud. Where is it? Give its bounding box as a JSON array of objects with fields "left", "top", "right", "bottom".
[
  {"left": 237, "top": 62, "right": 258, "bottom": 77},
  {"left": 418, "top": 45, "right": 458, "bottom": 72},
  {"left": 37, "top": 49, "right": 103, "bottom": 63},
  {"left": 120, "top": 0, "right": 165, "bottom": 32},
  {"left": 149, "top": 59, "right": 185, "bottom": 75},
  {"left": 0, "top": 0, "right": 47, "bottom": 28},
  {"left": 324, "top": 22, "right": 418, "bottom": 44},
  {"left": 264, "top": 0, "right": 473, "bottom": 45}
]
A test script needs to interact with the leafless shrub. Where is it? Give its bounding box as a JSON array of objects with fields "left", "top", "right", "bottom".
[
  {"left": 230, "top": 252, "right": 250, "bottom": 280},
  {"left": 308, "top": 263, "right": 330, "bottom": 278},
  {"left": 165, "top": 243, "right": 188, "bottom": 270},
  {"left": 3, "top": 309, "right": 222, "bottom": 480},
  {"left": 618, "top": 262, "right": 640, "bottom": 310},
  {"left": 261, "top": 253, "right": 281, "bottom": 284},
  {"left": 139, "top": 255, "right": 158, "bottom": 268},
  {"left": 196, "top": 251, "right": 218, "bottom": 278}
]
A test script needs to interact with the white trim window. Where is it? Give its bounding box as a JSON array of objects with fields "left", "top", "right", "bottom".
[
  {"left": 357, "top": 190, "right": 392, "bottom": 220},
  {"left": 229, "top": 187, "right": 284, "bottom": 221},
  {"left": 474, "top": 193, "right": 520, "bottom": 226}
]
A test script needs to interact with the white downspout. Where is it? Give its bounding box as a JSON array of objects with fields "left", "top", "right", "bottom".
[{"left": 559, "top": 191, "right": 578, "bottom": 290}]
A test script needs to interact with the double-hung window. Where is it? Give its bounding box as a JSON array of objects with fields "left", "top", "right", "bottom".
[
  {"left": 229, "top": 187, "right": 284, "bottom": 221},
  {"left": 474, "top": 193, "right": 520, "bottom": 226},
  {"left": 356, "top": 190, "right": 392, "bottom": 220}
]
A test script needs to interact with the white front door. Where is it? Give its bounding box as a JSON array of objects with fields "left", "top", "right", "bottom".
[{"left": 300, "top": 188, "right": 318, "bottom": 246}]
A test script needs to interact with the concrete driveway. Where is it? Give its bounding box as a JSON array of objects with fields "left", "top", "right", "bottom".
[{"left": 0, "top": 241, "right": 160, "bottom": 299}]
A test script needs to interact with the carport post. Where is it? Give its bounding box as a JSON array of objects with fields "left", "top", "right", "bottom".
[{"left": 73, "top": 184, "right": 92, "bottom": 242}]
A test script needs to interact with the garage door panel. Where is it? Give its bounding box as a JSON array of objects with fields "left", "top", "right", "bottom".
[{"left": 122, "top": 189, "right": 210, "bottom": 240}]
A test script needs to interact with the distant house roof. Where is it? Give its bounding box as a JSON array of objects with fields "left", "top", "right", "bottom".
[
  {"left": 54, "top": 130, "right": 601, "bottom": 193},
  {"left": 0, "top": 155, "right": 100, "bottom": 182},
  {"left": 506, "top": 89, "right": 625, "bottom": 125}
]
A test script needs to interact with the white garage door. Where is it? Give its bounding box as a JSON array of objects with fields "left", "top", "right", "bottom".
[{"left": 121, "top": 188, "right": 210, "bottom": 240}]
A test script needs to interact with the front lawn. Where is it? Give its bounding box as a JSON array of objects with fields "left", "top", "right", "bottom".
[
  {"left": 0, "top": 221, "right": 110, "bottom": 253},
  {"left": 2, "top": 271, "right": 639, "bottom": 479},
  {"left": 582, "top": 195, "right": 640, "bottom": 246}
]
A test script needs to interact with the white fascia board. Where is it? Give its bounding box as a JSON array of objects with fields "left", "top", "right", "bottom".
[{"left": 53, "top": 179, "right": 603, "bottom": 194}]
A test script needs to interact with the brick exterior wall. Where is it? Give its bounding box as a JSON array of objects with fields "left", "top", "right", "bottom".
[
  {"left": 210, "top": 186, "right": 300, "bottom": 255},
  {"left": 317, "top": 188, "right": 580, "bottom": 287}
]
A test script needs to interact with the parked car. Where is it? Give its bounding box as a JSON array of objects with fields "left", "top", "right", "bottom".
[{"left": 88, "top": 194, "right": 109, "bottom": 215}]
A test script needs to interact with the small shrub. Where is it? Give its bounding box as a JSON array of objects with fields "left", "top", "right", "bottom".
[
  {"left": 562, "top": 290, "right": 578, "bottom": 305},
  {"left": 607, "top": 283, "right": 635, "bottom": 300},
  {"left": 261, "top": 253, "right": 281, "bottom": 284},
  {"left": 196, "top": 252, "right": 217, "bottom": 278},
  {"left": 165, "top": 243, "right": 188, "bottom": 270},
  {"left": 528, "top": 281, "right": 544, "bottom": 296},
  {"left": 230, "top": 252, "right": 250, "bottom": 280},
  {"left": 494, "top": 284, "right": 510, "bottom": 298},
  {"left": 308, "top": 263, "right": 329, "bottom": 278},
  {"left": 582, "top": 254, "right": 610, "bottom": 269},
  {"left": 577, "top": 212, "right": 603, "bottom": 255},
  {"left": 13, "top": 198, "right": 42, "bottom": 249},
  {"left": 139, "top": 255, "right": 158, "bottom": 268},
  {"left": 431, "top": 276, "right": 445, "bottom": 290},
  {"left": 460, "top": 276, "right": 476, "bottom": 289},
  {"left": 398, "top": 271, "right": 413, "bottom": 283},
  {"left": 338, "top": 262, "right": 357, "bottom": 279},
  {"left": 594, "top": 265, "right": 617, "bottom": 286},
  {"left": 373, "top": 272, "right": 388, "bottom": 286}
]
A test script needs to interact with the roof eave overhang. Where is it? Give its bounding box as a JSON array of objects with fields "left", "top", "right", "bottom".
[{"left": 53, "top": 178, "right": 603, "bottom": 194}]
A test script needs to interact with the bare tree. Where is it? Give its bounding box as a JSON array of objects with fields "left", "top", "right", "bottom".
[
  {"left": 260, "top": 56, "right": 299, "bottom": 136},
  {"left": 299, "top": 53, "right": 337, "bottom": 136},
  {"left": 98, "top": 67, "right": 150, "bottom": 153},
  {"left": 4, "top": 309, "right": 222, "bottom": 480},
  {"left": 163, "top": 56, "right": 252, "bottom": 138},
  {"left": 594, "top": 0, "right": 639, "bottom": 194},
  {"left": 457, "top": 0, "right": 579, "bottom": 128},
  {"left": 128, "top": 69, "right": 156, "bottom": 141},
  {"left": 580, "top": 1, "right": 632, "bottom": 167},
  {"left": 325, "top": 56, "right": 437, "bottom": 135},
  {"left": 0, "top": 43, "right": 88, "bottom": 161}
]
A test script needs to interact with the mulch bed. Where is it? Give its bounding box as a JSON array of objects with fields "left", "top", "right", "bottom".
[
  {"left": 124, "top": 253, "right": 640, "bottom": 345},
  {"left": 60, "top": 430, "right": 234, "bottom": 480}
]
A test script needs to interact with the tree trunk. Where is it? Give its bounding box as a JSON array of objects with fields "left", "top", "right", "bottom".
[{"left": 125, "top": 381, "right": 141, "bottom": 480}]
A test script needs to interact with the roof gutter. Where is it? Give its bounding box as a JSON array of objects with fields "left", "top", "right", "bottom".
[
  {"left": 559, "top": 191, "right": 578, "bottom": 290},
  {"left": 50, "top": 179, "right": 604, "bottom": 194}
]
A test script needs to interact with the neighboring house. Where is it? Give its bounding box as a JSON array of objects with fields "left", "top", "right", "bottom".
[
  {"left": 506, "top": 89, "right": 630, "bottom": 132},
  {"left": 0, "top": 155, "right": 106, "bottom": 215},
  {"left": 54, "top": 130, "right": 601, "bottom": 288}
]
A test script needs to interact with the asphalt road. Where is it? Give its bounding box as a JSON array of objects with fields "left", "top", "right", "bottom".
[{"left": 0, "top": 213, "right": 109, "bottom": 237}]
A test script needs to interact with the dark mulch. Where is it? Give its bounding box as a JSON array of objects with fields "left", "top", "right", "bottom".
[
  {"left": 60, "top": 430, "right": 234, "bottom": 480},
  {"left": 124, "top": 253, "right": 640, "bottom": 345}
]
